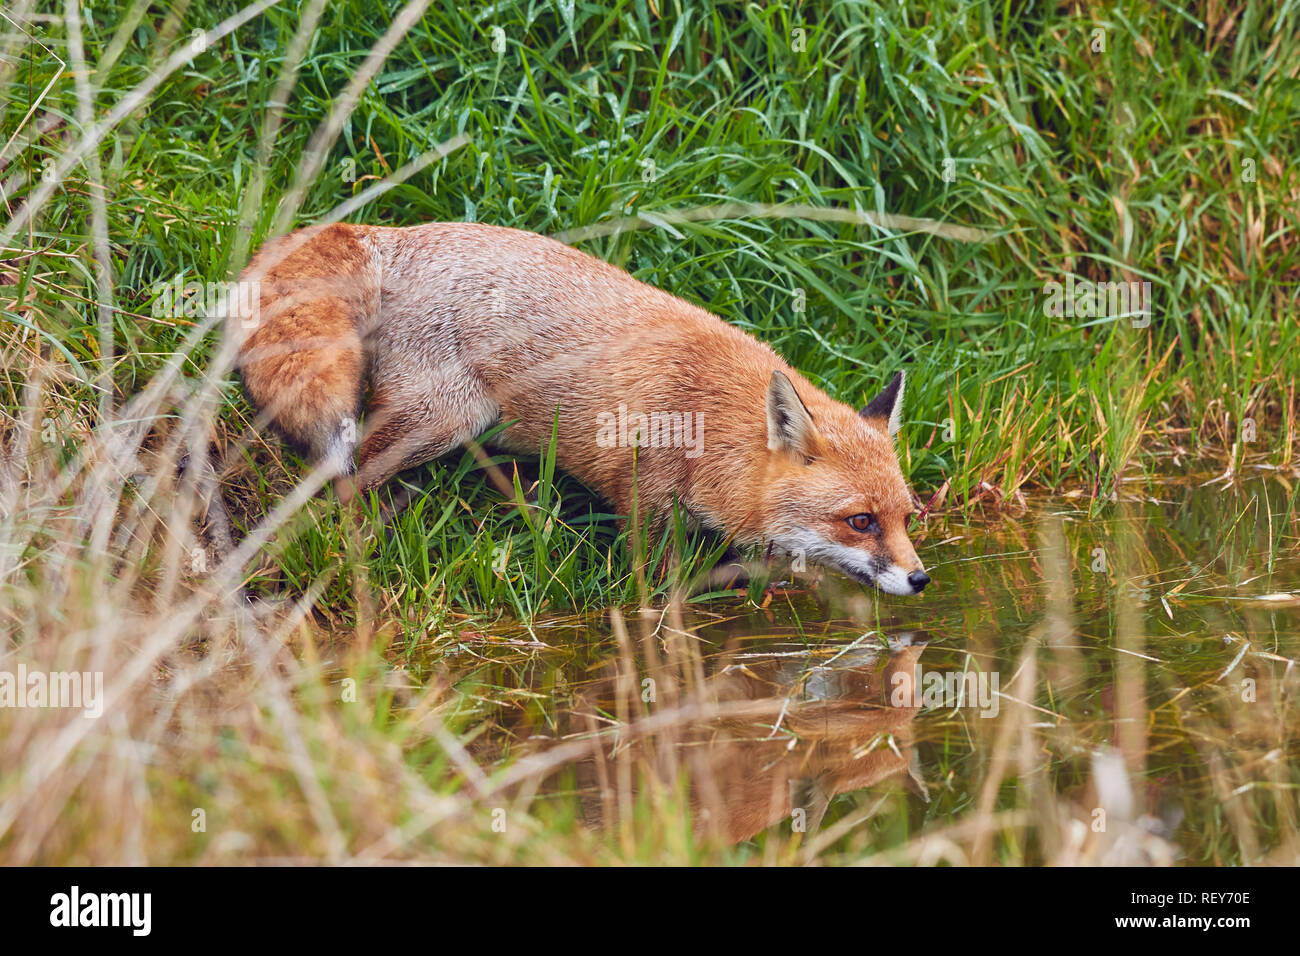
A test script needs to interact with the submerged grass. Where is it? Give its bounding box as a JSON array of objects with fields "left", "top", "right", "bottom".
[{"left": 0, "top": 0, "right": 1297, "bottom": 864}]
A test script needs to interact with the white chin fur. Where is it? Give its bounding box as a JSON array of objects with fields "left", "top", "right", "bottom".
[
  {"left": 772, "top": 530, "right": 917, "bottom": 595},
  {"left": 872, "top": 564, "right": 915, "bottom": 596}
]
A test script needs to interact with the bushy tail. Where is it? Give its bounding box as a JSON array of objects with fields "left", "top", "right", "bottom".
[{"left": 232, "top": 223, "right": 377, "bottom": 476}]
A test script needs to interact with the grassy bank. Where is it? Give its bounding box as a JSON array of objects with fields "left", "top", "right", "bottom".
[
  {"left": 6, "top": 0, "right": 1298, "bottom": 614},
  {"left": 1, "top": 0, "right": 1297, "bottom": 864}
]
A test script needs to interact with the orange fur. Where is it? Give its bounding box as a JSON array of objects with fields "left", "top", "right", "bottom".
[{"left": 232, "top": 222, "right": 929, "bottom": 593}]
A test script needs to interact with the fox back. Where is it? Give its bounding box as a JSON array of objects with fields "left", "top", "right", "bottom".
[{"left": 233, "top": 222, "right": 929, "bottom": 594}]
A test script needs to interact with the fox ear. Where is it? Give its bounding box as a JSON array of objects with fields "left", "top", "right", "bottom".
[
  {"left": 767, "top": 370, "right": 819, "bottom": 459},
  {"left": 861, "top": 371, "right": 905, "bottom": 437}
]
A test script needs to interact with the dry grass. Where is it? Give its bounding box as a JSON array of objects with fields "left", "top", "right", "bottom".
[{"left": 2, "top": 0, "right": 1298, "bottom": 865}]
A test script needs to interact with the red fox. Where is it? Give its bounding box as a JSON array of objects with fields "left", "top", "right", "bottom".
[
  {"left": 566, "top": 633, "right": 929, "bottom": 842},
  {"left": 232, "top": 222, "right": 930, "bottom": 595}
]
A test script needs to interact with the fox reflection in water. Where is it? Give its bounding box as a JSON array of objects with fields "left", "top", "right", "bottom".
[{"left": 558, "top": 632, "right": 931, "bottom": 845}]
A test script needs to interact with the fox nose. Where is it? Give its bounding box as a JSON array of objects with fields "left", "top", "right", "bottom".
[{"left": 907, "top": 570, "right": 931, "bottom": 593}]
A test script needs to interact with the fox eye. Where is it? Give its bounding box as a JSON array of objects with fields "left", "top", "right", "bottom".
[{"left": 846, "top": 513, "right": 878, "bottom": 533}]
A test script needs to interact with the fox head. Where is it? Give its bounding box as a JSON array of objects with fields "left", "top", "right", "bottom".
[{"left": 760, "top": 369, "right": 929, "bottom": 596}]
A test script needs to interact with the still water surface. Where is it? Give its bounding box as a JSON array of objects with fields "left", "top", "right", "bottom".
[{"left": 419, "top": 480, "right": 1299, "bottom": 863}]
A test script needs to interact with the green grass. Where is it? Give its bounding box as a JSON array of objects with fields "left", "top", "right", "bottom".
[
  {"left": 1, "top": 0, "right": 1298, "bottom": 865},
  {"left": 6, "top": 0, "right": 1298, "bottom": 618}
]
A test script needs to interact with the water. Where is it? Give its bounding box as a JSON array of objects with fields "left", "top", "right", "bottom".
[{"left": 415, "top": 478, "right": 1300, "bottom": 864}]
